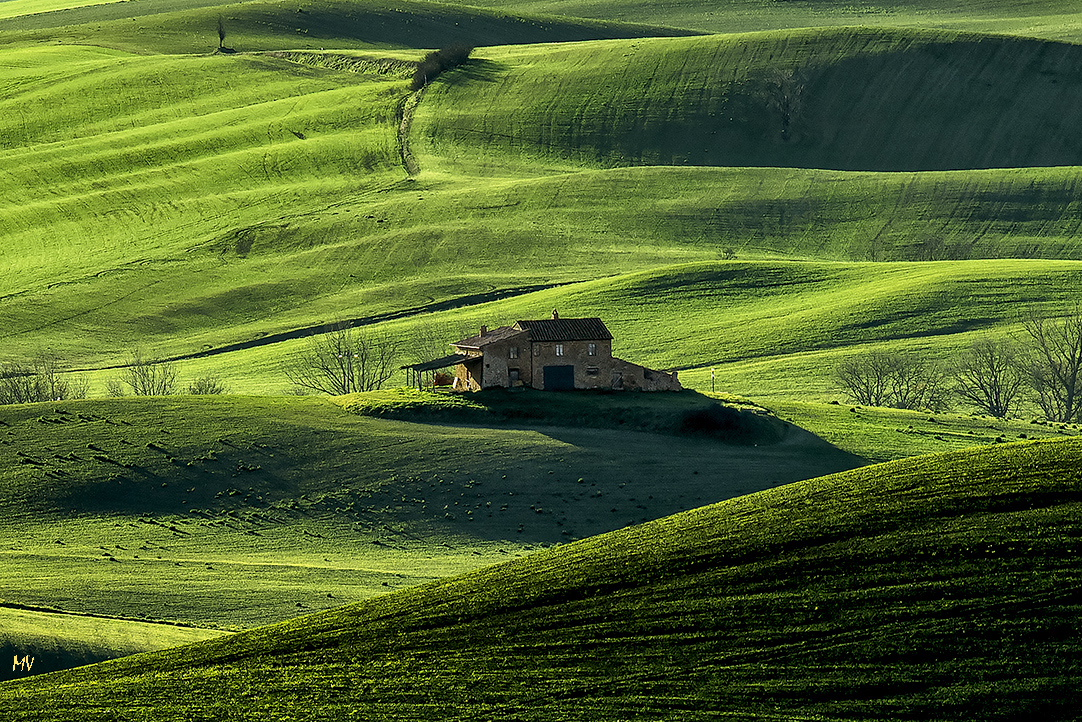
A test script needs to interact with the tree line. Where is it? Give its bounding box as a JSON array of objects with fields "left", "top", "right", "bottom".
[
  {"left": 0, "top": 350, "right": 227, "bottom": 405},
  {"left": 836, "top": 307, "right": 1082, "bottom": 421},
  {"left": 0, "top": 320, "right": 472, "bottom": 405},
  {"left": 411, "top": 45, "right": 473, "bottom": 91}
]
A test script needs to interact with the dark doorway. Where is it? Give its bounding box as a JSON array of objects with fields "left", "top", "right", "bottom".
[{"left": 543, "top": 365, "right": 575, "bottom": 391}]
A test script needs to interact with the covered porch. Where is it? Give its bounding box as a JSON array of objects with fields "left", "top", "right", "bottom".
[{"left": 400, "top": 354, "right": 468, "bottom": 391}]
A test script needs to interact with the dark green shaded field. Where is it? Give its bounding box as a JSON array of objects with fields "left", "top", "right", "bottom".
[
  {"left": 3, "top": 438, "right": 1079, "bottom": 719},
  {"left": 419, "top": 28, "right": 1082, "bottom": 172},
  {"left": 0, "top": 394, "right": 858, "bottom": 668},
  {"left": 339, "top": 386, "right": 788, "bottom": 444}
]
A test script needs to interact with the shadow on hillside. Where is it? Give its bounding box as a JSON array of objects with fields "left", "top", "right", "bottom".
[
  {"left": 440, "top": 59, "right": 507, "bottom": 86},
  {"left": 450, "top": 420, "right": 865, "bottom": 545},
  {"left": 347, "top": 388, "right": 801, "bottom": 446}
]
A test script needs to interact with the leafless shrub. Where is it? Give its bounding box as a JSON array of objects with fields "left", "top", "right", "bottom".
[
  {"left": 106, "top": 378, "right": 128, "bottom": 398},
  {"left": 187, "top": 375, "right": 229, "bottom": 395},
  {"left": 0, "top": 352, "right": 88, "bottom": 404},
  {"left": 0, "top": 363, "right": 38, "bottom": 405},
  {"left": 116, "top": 349, "right": 177, "bottom": 396}
]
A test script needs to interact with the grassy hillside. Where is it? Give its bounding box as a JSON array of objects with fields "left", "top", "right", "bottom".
[
  {"left": 0, "top": 394, "right": 857, "bottom": 629},
  {"left": 417, "top": 28, "right": 1082, "bottom": 172},
  {"left": 5, "top": 28, "right": 1082, "bottom": 374},
  {"left": 3, "top": 437, "right": 1079, "bottom": 719},
  {"left": 450, "top": 0, "right": 1082, "bottom": 42},
  {"left": 0, "top": 607, "right": 224, "bottom": 682},
  {"left": 8, "top": 0, "right": 1082, "bottom": 43},
  {"left": 0, "top": 0, "right": 693, "bottom": 54}
]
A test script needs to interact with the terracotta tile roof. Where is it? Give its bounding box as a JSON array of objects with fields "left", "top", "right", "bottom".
[
  {"left": 514, "top": 317, "right": 613, "bottom": 342},
  {"left": 451, "top": 325, "right": 526, "bottom": 349}
]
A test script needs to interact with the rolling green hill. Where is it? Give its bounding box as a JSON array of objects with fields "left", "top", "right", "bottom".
[
  {"left": 2, "top": 0, "right": 1082, "bottom": 706},
  {"left": 0, "top": 0, "right": 693, "bottom": 54},
  {"left": 150, "top": 256, "right": 1079, "bottom": 405},
  {"left": 3, "top": 437, "right": 1079, "bottom": 719},
  {"left": 416, "top": 28, "right": 1082, "bottom": 172},
  {"left": 5, "top": 28, "right": 1082, "bottom": 373},
  {"left": 0, "top": 393, "right": 860, "bottom": 664},
  {"left": 448, "top": 0, "right": 1082, "bottom": 43},
  {"left": 0, "top": 607, "right": 224, "bottom": 682}
]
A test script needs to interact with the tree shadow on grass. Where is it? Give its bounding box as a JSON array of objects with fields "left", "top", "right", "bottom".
[{"left": 439, "top": 58, "right": 507, "bottom": 86}]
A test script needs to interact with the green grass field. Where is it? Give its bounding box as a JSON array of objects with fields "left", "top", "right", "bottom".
[
  {"left": 3, "top": 0, "right": 1082, "bottom": 709},
  {"left": 417, "top": 29, "right": 1082, "bottom": 172},
  {"left": 452, "top": 0, "right": 1082, "bottom": 42},
  {"left": 4, "top": 26, "right": 1082, "bottom": 372},
  {"left": 0, "top": 607, "right": 224, "bottom": 682},
  {"left": 0, "top": 393, "right": 861, "bottom": 663},
  {"left": 3, "top": 437, "right": 1079, "bottom": 718}
]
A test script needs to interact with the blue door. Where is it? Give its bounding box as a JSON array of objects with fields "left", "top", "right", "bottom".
[{"left": 543, "top": 365, "right": 575, "bottom": 391}]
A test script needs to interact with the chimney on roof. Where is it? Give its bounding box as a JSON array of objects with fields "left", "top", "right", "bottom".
[
  {"left": 551, "top": 309, "right": 559, "bottom": 320},
  {"left": 480, "top": 325, "right": 487, "bottom": 336}
]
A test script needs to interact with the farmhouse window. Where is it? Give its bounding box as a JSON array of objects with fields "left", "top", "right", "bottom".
[
  {"left": 555, "top": 344, "right": 564, "bottom": 357},
  {"left": 509, "top": 346, "right": 519, "bottom": 359},
  {"left": 588, "top": 343, "right": 597, "bottom": 356},
  {"left": 586, "top": 367, "right": 599, "bottom": 377}
]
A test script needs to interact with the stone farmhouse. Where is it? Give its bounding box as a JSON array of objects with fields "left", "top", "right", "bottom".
[{"left": 404, "top": 311, "right": 681, "bottom": 392}]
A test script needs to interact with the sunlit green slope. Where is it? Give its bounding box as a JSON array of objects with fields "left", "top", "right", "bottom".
[
  {"left": 373, "top": 257, "right": 1082, "bottom": 373},
  {"left": 5, "top": 26, "right": 1082, "bottom": 370},
  {"left": 6, "top": 38, "right": 1082, "bottom": 370},
  {"left": 0, "top": 608, "right": 224, "bottom": 682},
  {"left": 0, "top": 0, "right": 692, "bottom": 54},
  {"left": 417, "top": 28, "right": 1082, "bottom": 172},
  {"left": 4, "top": 438, "right": 1079, "bottom": 719}
]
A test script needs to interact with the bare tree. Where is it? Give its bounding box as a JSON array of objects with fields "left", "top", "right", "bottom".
[
  {"left": 188, "top": 375, "right": 229, "bottom": 395},
  {"left": 283, "top": 321, "right": 399, "bottom": 395},
  {"left": 217, "top": 16, "right": 226, "bottom": 49},
  {"left": 952, "top": 337, "right": 1026, "bottom": 418},
  {"left": 886, "top": 353, "right": 950, "bottom": 412},
  {"left": 0, "top": 352, "right": 88, "bottom": 404},
  {"left": 116, "top": 349, "right": 177, "bottom": 396},
  {"left": 1022, "top": 307, "right": 1082, "bottom": 422},
  {"left": 760, "top": 66, "right": 809, "bottom": 142},
  {"left": 837, "top": 350, "right": 948, "bottom": 411},
  {"left": 404, "top": 320, "right": 473, "bottom": 365},
  {"left": 0, "top": 362, "right": 38, "bottom": 405},
  {"left": 836, "top": 351, "right": 893, "bottom": 407}
]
